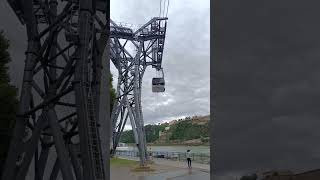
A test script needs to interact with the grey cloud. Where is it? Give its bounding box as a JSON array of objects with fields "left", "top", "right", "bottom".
[{"left": 110, "top": 0, "right": 210, "bottom": 126}]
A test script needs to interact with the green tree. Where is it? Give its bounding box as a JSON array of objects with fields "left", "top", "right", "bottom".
[
  {"left": 119, "top": 130, "right": 134, "bottom": 143},
  {"left": 145, "top": 124, "right": 162, "bottom": 143},
  {"left": 120, "top": 123, "right": 168, "bottom": 144},
  {"left": 0, "top": 31, "right": 18, "bottom": 173},
  {"left": 109, "top": 72, "right": 116, "bottom": 115}
]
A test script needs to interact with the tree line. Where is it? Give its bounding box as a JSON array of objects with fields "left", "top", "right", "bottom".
[
  {"left": 120, "top": 116, "right": 210, "bottom": 144},
  {"left": 0, "top": 31, "right": 19, "bottom": 173}
]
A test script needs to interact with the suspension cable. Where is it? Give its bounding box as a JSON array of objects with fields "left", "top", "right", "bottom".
[
  {"left": 159, "top": 0, "right": 162, "bottom": 17},
  {"left": 160, "top": 0, "right": 169, "bottom": 18},
  {"left": 165, "top": 0, "right": 170, "bottom": 17},
  {"left": 163, "top": 0, "right": 167, "bottom": 17}
]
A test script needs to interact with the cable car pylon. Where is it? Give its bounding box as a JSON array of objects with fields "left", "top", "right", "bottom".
[{"left": 110, "top": 17, "right": 168, "bottom": 167}]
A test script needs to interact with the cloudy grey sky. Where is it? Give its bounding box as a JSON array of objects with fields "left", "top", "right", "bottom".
[
  {"left": 0, "top": 0, "right": 210, "bottom": 129},
  {"left": 110, "top": 0, "right": 210, "bottom": 129},
  {"left": 213, "top": 0, "right": 320, "bottom": 178}
]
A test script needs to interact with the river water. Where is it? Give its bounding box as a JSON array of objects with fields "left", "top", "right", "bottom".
[{"left": 124, "top": 145, "right": 210, "bottom": 155}]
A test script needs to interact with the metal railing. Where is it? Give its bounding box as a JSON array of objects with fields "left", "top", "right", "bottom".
[{"left": 115, "top": 150, "right": 210, "bottom": 164}]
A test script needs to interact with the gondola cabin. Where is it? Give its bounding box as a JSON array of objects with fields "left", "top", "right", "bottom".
[{"left": 152, "top": 77, "right": 165, "bottom": 92}]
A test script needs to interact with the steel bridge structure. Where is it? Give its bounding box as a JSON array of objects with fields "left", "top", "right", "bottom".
[
  {"left": 1, "top": 0, "right": 168, "bottom": 179},
  {"left": 2, "top": 0, "right": 108, "bottom": 179}
]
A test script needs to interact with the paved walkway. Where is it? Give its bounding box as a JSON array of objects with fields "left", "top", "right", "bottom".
[{"left": 111, "top": 155, "right": 210, "bottom": 180}]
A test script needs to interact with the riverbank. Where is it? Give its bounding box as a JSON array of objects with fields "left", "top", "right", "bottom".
[
  {"left": 121, "top": 145, "right": 210, "bottom": 156},
  {"left": 148, "top": 142, "right": 210, "bottom": 146},
  {"left": 123, "top": 145, "right": 210, "bottom": 154},
  {"left": 126, "top": 143, "right": 210, "bottom": 146}
]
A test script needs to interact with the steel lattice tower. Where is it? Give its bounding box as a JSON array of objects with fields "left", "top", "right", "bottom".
[
  {"left": 109, "top": 17, "right": 168, "bottom": 166},
  {"left": 2, "top": 0, "right": 108, "bottom": 179}
]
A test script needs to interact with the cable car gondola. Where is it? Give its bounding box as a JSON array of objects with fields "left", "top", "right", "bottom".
[{"left": 152, "top": 69, "right": 165, "bottom": 92}]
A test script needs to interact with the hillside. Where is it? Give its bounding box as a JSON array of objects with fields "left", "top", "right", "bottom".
[{"left": 120, "top": 115, "right": 210, "bottom": 145}]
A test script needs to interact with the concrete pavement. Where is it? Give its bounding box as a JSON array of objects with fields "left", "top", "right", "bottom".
[{"left": 111, "top": 155, "right": 210, "bottom": 180}]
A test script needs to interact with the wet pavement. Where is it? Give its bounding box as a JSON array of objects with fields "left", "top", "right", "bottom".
[
  {"left": 168, "top": 169, "right": 210, "bottom": 180},
  {"left": 111, "top": 166, "right": 210, "bottom": 180},
  {"left": 111, "top": 156, "right": 210, "bottom": 180}
]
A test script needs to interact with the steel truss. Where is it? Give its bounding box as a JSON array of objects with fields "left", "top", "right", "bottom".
[
  {"left": 109, "top": 17, "right": 168, "bottom": 166},
  {"left": 2, "top": 0, "right": 108, "bottom": 179}
]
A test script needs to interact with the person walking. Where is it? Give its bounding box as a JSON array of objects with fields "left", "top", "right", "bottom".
[
  {"left": 148, "top": 147, "right": 153, "bottom": 160},
  {"left": 186, "top": 149, "right": 192, "bottom": 168}
]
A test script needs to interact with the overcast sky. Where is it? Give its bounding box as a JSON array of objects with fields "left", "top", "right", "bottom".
[
  {"left": 110, "top": 0, "right": 210, "bottom": 128},
  {"left": 213, "top": 0, "right": 320, "bottom": 178},
  {"left": 0, "top": 0, "right": 210, "bottom": 128}
]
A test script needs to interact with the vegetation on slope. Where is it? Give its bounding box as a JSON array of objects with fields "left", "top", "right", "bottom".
[
  {"left": 169, "top": 118, "right": 209, "bottom": 142},
  {"left": 119, "top": 123, "right": 168, "bottom": 144},
  {"left": 120, "top": 115, "right": 210, "bottom": 144}
]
